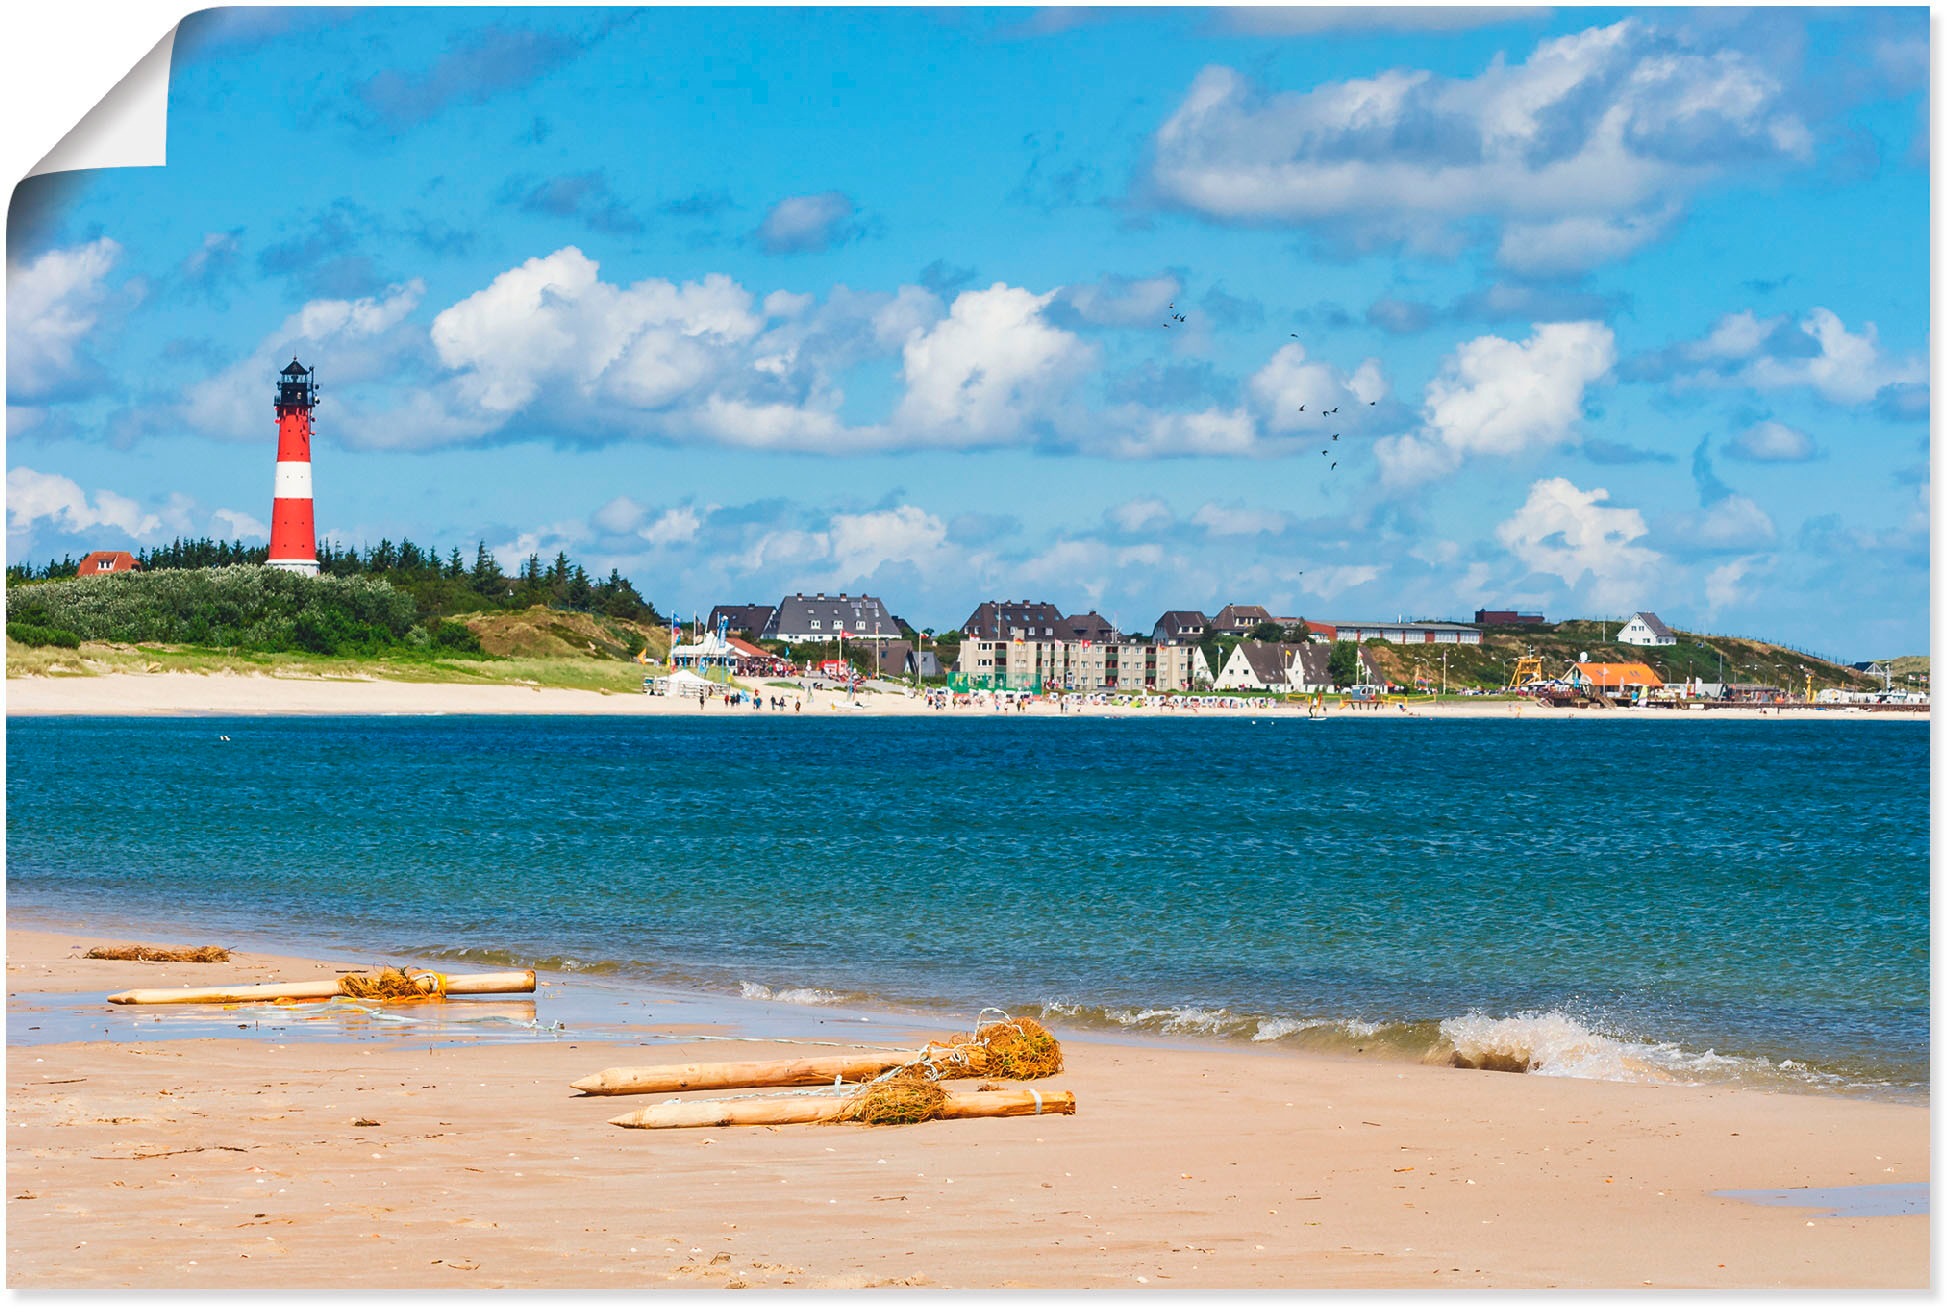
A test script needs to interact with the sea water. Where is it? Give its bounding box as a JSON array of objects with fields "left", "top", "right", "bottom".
[{"left": 5, "top": 713, "right": 1928, "bottom": 1099}]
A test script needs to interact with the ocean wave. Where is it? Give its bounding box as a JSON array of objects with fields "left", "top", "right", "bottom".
[
  {"left": 1426, "top": 1008, "right": 1856, "bottom": 1092},
  {"left": 1252, "top": 1015, "right": 1387, "bottom": 1044},
  {"left": 1105, "top": 1005, "right": 1247, "bottom": 1035},
  {"left": 386, "top": 958, "right": 1902, "bottom": 1098},
  {"left": 737, "top": 981, "right": 852, "bottom": 1006},
  {"left": 1439, "top": 1009, "right": 1676, "bottom": 1078},
  {"left": 1023, "top": 997, "right": 1882, "bottom": 1095},
  {"left": 395, "top": 945, "right": 627, "bottom": 975}
]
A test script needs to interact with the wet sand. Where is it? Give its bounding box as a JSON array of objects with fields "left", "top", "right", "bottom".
[{"left": 5, "top": 926, "right": 1927, "bottom": 1290}]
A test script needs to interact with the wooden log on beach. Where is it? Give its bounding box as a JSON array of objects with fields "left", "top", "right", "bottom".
[
  {"left": 106, "top": 969, "right": 536, "bottom": 1005},
  {"left": 608, "top": 1087, "right": 1078, "bottom": 1130},
  {"left": 572, "top": 1050, "right": 924, "bottom": 1095}
]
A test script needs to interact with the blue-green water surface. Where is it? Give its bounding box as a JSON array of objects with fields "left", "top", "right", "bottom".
[{"left": 6, "top": 714, "right": 1929, "bottom": 1098}]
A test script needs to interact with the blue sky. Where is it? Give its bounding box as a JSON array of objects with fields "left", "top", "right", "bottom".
[{"left": 5, "top": 5, "right": 1931, "bottom": 654}]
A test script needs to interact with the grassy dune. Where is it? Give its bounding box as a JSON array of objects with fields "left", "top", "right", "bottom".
[
  {"left": 4, "top": 638, "right": 658, "bottom": 694},
  {"left": 5, "top": 610, "right": 673, "bottom": 694},
  {"left": 1362, "top": 623, "right": 1878, "bottom": 694}
]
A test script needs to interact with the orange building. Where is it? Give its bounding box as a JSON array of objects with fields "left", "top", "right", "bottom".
[{"left": 1566, "top": 661, "right": 1664, "bottom": 695}]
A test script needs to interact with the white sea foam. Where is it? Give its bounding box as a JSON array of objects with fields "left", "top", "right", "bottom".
[
  {"left": 1104, "top": 1005, "right": 1242, "bottom": 1034},
  {"left": 1250, "top": 1015, "right": 1382, "bottom": 1043},
  {"left": 737, "top": 981, "right": 847, "bottom": 1006},
  {"left": 1439, "top": 1009, "right": 1762, "bottom": 1085},
  {"left": 1251, "top": 1016, "right": 1314, "bottom": 1043}
]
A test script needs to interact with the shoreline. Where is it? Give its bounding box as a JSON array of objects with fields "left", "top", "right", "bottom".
[
  {"left": 6, "top": 669, "right": 1929, "bottom": 720},
  {"left": 9, "top": 898, "right": 1920, "bottom": 1106},
  {"left": 5, "top": 920, "right": 1929, "bottom": 1289}
]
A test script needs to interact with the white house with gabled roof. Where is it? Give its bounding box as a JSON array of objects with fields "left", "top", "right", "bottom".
[{"left": 1616, "top": 612, "right": 1677, "bottom": 646}]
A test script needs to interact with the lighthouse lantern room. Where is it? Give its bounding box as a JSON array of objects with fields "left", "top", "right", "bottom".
[{"left": 267, "top": 357, "right": 320, "bottom": 574}]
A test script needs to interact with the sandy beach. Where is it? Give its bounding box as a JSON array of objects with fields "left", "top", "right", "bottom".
[
  {"left": 4, "top": 669, "right": 1926, "bottom": 720},
  {"left": 4, "top": 925, "right": 1927, "bottom": 1290}
]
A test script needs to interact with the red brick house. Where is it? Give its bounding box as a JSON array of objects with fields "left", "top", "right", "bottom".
[{"left": 76, "top": 551, "right": 139, "bottom": 576}]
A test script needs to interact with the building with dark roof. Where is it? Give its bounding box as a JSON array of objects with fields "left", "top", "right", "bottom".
[
  {"left": 1215, "top": 639, "right": 1379, "bottom": 691},
  {"left": 1151, "top": 610, "right": 1210, "bottom": 645},
  {"left": 761, "top": 593, "right": 901, "bottom": 644},
  {"left": 1213, "top": 639, "right": 1293, "bottom": 690},
  {"left": 960, "top": 600, "right": 1065, "bottom": 642},
  {"left": 1288, "top": 642, "right": 1378, "bottom": 691},
  {"left": 1475, "top": 608, "right": 1545, "bottom": 626},
  {"left": 1211, "top": 603, "right": 1274, "bottom": 635},
  {"left": 708, "top": 602, "right": 776, "bottom": 638},
  {"left": 1059, "top": 611, "right": 1122, "bottom": 645}
]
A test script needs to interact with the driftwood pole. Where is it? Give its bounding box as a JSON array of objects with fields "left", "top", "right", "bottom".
[
  {"left": 609, "top": 1087, "right": 1077, "bottom": 1130},
  {"left": 107, "top": 969, "right": 537, "bottom": 1005},
  {"left": 572, "top": 1050, "right": 923, "bottom": 1095}
]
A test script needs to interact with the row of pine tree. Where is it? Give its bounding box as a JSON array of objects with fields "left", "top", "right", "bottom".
[{"left": 6, "top": 537, "right": 662, "bottom": 626}]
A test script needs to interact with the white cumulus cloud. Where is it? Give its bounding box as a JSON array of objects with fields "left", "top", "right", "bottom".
[
  {"left": 1742, "top": 309, "right": 1925, "bottom": 406},
  {"left": 1666, "top": 307, "right": 1925, "bottom": 406},
  {"left": 1148, "top": 19, "right": 1809, "bottom": 266},
  {"left": 1301, "top": 564, "right": 1382, "bottom": 599},
  {"left": 179, "top": 280, "right": 427, "bottom": 442},
  {"left": 826, "top": 505, "right": 950, "bottom": 579},
  {"left": 1495, "top": 476, "right": 1660, "bottom": 610},
  {"left": 1249, "top": 343, "right": 1386, "bottom": 433},
  {"left": 7, "top": 238, "right": 124, "bottom": 402},
  {"left": 1094, "top": 405, "right": 1260, "bottom": 458},
  {"left": 1704, "top": 554, "right": 1766, "bottom": 616},
  {"left": 5, "top": 465, "right": 185, "bottom": 553},
  {"left": 1378, "top": 322, "right": 1615, "bottom": 485},
  {"left": 1496, "top": 206, "right": 1677, "bottom": 276},
  {"left": 209, "top": 508, "right": 270, "bottom": 541},
  {"left": 431, "top": 248, "right": 761, "bottom": 415},
  {"left": 894, "top": 284, "right": 1096, "bottom": 443},
  {"left": 641, "top": 506, "right": 704, "bottom": 547}
]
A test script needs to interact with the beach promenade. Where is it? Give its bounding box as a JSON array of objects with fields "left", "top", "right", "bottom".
[
  {"left": 5, "top": 926, "right": 1928, "bottom": 1290},
  {"left": 4, "top": 669, "right": 1926, "bottom": 720}
]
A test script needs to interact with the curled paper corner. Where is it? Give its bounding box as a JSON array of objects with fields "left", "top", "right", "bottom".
[{"left": 28, "top": 24, "right": 178, "bottom": 179}]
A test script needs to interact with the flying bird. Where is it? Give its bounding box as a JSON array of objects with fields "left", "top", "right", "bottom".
[
  {"left": 1331, "top": 461, "right": 1338, "bottom": 470},
  {"left": 1297, "top": 404, "right": 1305, "bottom": 412},
  {"left": 1368, "top": 400, "right": 1377, "bottom": 405},
  {"left": 1332, "top": 434, "right": 1339, "bottom": 441}
]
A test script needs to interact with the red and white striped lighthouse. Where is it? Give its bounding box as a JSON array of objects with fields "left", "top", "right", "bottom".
[{"left": 267, "top": 357, "right": 319, "bottom": 575}]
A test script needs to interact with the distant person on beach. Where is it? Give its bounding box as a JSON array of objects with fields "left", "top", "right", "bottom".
[{"left": 794, "top": 698, "right": 802, "bottom": 713}]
